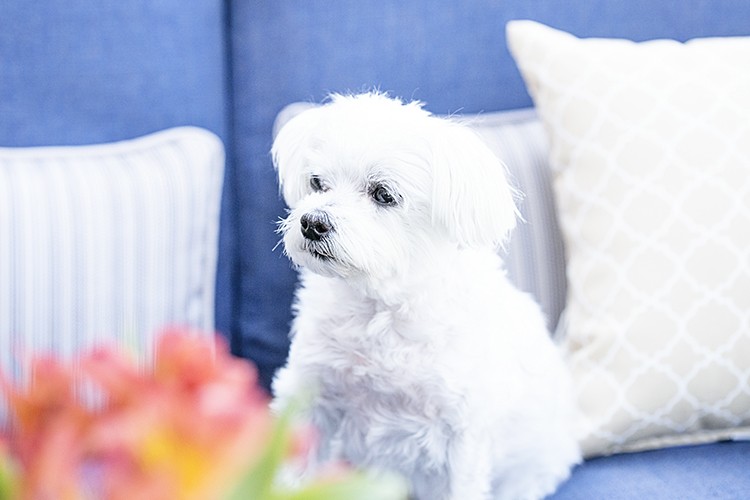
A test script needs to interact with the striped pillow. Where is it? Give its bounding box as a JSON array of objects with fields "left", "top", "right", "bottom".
[{"left": 0, "top": 127, "right": 224, "bottom": 381}]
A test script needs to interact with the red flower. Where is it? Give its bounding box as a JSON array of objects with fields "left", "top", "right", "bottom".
[
  {"left": 0, "top": 330, "right": 406, "bottom": 500},
  {"left": 2, "top": 330, "right": 272, "bottom": 500},
  {"left": 2, "top": 356, "right": 90, "bottom": 499}
]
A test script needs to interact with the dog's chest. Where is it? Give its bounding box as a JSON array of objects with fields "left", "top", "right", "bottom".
[
  {"left": 314, "top": 304, "right": 450, "bottom": 387},
  {"left": 308, "top": 310, "right": 459, "bottom": 469},
  {"left": 291, "top": 274, "right": 467, "bottom": 468}
]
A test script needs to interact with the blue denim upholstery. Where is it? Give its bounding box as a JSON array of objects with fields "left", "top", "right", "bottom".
[
  {"left": 2, "top": 1, "right": 750, "bottom": 496},
  {"left": 551, "top": 441, "right": 750, "bottom": 499}
]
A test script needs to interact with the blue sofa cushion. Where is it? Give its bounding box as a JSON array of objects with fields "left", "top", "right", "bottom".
[{"left": 551, "top": 441, "right": 750, "bottom": 499}]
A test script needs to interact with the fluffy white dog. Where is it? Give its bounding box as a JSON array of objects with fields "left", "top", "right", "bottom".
[{"left": 271, "top": 93, "right": 580, "bottom": 500}]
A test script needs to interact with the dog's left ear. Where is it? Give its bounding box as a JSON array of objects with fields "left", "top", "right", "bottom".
[
  {"left": 429, "top": 119, "right": 520, "bottom": 248},
  {"left": 271, "top": 105, "right": 322, "bottom": 207}
]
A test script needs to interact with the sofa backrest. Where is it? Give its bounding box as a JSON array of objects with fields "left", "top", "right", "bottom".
[
  {"left": 2, "top": 0, "right": 749, "bottom": 390},
  {"left": 0, "top": 1, "right": 228, "bottom": 145}
]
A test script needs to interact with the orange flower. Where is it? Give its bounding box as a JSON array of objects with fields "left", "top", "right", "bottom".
[
  {"left": 1, "top": 330, "right": 407, "bottom": 500},
  {"left": 81, "top": 331, "right": 273, "bottom": 500},
  {"left": 1, "top": 357, "right": 90, "bottom": 499},
  {"left": 1, "top": 331, "right": 273, "bottom": 500}
]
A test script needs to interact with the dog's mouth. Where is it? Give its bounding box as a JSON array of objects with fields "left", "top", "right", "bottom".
[
  {"left": 304, "top": 242, "right": 334, "bottom": 261},
  {"left": 310, "top": 248, "right": 332, "bottom": 261}
]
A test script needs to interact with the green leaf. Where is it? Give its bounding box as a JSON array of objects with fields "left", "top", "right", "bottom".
[
  {"left": 225, "top": 409, "right": 294, "bottom": 500},
  {"left": 278, "top": 473, "right": 408, "bottom": 500},
  {"left": 225, "top": 395, "right": 408, "bottom": 500},
  {"left": 0, "top": 456, "right": 19, "bottom": 500}
]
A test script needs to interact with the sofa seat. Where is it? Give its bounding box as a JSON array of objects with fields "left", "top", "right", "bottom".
[{"left": 552, "top": 441, "right": 750, "bottom": 499}]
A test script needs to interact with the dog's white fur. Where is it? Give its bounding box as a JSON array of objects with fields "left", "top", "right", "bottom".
[{"left": 271, "top": 93, "right": 580, "bottom": 500}]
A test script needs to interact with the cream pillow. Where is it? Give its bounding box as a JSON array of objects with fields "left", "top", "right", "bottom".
[{"left": 508, "top": 20, "right": 750, "bottom": 457}]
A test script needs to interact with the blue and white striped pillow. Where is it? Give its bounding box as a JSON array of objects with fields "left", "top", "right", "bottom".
[{"left": 0, "top": 127, "right": 224, "bottom": 380}]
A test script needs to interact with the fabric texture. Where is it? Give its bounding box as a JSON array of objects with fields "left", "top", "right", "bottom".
[
  {"left": 508, "top": 20, "right": 750, "bottom": 457},
  {"left": 550, "top": 441, "right": 750, "bottom": 499},
  {"left": 0, "top": 127, "right": 224, "bottom": 380}
]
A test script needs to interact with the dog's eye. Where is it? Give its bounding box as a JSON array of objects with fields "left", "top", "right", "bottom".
[
  {"left": 310, "top": 175, "right": 325, "bottom": 192},
  {"left": 370, "top": 184, "right": 398, "bottom": 206}
]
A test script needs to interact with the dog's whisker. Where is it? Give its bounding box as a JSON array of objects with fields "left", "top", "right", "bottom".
[{"left": 275, "top": 216, "right": 291, "bottom": 234}]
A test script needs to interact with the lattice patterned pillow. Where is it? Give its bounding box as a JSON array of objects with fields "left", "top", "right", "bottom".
[{"left": 508, "top": 20, "right": 750, "bottom": 457}]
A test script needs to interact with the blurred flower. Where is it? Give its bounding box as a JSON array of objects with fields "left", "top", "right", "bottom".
[
  {"left": 0, "top": 330, "right": 406, "bottom": 500},
  {"left": 80, "top": 330, "right": 273, "bottom": 500},
  {"left": 1, "top": 355, "right": 90, "bottom": 499}
]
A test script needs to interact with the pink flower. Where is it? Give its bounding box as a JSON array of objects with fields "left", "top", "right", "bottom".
[
  {"left": 1, "top": 356, "right": 90, "bottom": 499},
  {"left": 2, "top": 330, "right": 273, "bottom": 500},
  {"left": 0, "top": 330, "right": 407, "bottom": 500}
]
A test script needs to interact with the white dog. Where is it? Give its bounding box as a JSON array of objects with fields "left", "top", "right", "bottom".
[{"left": 271, "top": 93, "right": 580, "bottom": 500}]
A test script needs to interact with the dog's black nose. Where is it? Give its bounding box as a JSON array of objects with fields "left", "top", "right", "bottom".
[{"left": 300, "top": 211, "right": 332, "bottom": 241}]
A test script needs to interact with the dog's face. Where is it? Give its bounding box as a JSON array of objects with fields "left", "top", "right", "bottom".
[{"left": 272, "top": 93, "right": 518, "bottom": 281}]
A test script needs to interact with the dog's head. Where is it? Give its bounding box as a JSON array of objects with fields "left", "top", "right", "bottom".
[{"left": 272, "top": 93, "right": 519, "bottom": 281}]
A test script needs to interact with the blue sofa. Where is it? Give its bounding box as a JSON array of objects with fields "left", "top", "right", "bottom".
[{"left": 2, "top": 1, "right": 749, "bottom": 497}]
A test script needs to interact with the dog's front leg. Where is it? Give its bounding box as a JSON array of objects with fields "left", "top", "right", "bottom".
[
  {"left": 408, "top": 427, "right": 492, "bottom": 500},
  {"left": 272, "top": 366, "right": 343, "bottom": 484},
  {"left": 445, "top": 429, "right": 493, "bottom": 500},
  {"left": 271, "top": 365, "right": 316, "bottom": 485}
]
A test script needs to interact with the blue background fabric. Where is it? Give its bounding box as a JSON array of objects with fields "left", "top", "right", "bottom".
[
  {"left": 0, "top": 2, "right": 229, "bottom": 146},
  {"left": 551, "top": 441, "right": 750, "bottom": 499}
]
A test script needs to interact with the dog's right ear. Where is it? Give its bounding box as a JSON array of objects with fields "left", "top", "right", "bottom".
[
  {"left": 429, "top": 119, "right": 520, "bottom": 249},
  {"left": 271, "top": 104, "right": 322, "bottom": 207}
]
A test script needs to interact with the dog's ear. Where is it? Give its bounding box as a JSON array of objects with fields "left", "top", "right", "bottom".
[
  {"left": 271, "top": 106, "right": 322, "bottom": 207},
  {"left": 429, "top": 119, "right": 520, "bottom": 248}
]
